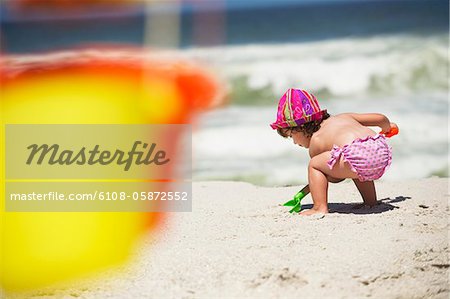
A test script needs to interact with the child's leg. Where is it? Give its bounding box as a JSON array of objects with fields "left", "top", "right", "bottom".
[
  {"left": 352, "top": 179, "right": 377, "bottom": 207},
  {"left": 302, "top": 151, "right": 359, "bottom": 215}
]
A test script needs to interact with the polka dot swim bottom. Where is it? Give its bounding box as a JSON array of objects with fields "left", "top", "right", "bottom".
[{"left": 327, "top": 134, "right": 392, "bottom": 182}]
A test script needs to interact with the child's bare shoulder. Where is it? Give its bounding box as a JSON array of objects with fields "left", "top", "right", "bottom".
[
  {"left": 319, "top": 114, "right": 356, "bottom": 129},
  {"left": 323, "top": 114, "right": 362, "bottom": 128},
  {"left": 330, "top": 113, "right": 357, "bottom": 120}
]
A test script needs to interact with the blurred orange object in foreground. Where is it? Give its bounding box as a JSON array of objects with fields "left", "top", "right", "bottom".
[{"left": 0, "top": 47, "right": 223, "bottom": 291}]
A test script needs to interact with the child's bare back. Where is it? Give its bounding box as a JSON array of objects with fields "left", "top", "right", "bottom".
[{"left": 308, "top": 114, "right": 378, "bottom": 158}]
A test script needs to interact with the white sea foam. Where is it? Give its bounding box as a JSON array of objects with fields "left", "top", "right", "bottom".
[{"left": 183, "top": 33, "right": 448, "bottom": 101}]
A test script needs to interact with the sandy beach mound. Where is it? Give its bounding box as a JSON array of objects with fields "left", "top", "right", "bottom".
[{"left": 5, "top": 178, "right": 449, "bottom": 299}]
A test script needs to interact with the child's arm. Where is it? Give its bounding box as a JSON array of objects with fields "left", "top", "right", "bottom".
[{"left": 342, "top": 113, "right": 396, "bottom": 134}]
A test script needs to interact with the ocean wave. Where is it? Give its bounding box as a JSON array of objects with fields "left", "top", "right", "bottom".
[{"left": 182, "top": 33, "right": 448, "bottom": 105}]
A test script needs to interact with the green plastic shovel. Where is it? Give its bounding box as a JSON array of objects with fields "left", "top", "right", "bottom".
[{"left": 283, "top": 185, "right": 310, "bottom": 213}]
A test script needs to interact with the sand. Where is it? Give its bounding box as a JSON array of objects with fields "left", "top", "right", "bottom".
[{"left": 4, "top": 177, "right": 449, "bottom": 299}]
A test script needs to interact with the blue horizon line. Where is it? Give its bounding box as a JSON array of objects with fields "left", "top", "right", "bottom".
[{"left": 1, "top": 0, "right": 448, "bottom": 23}]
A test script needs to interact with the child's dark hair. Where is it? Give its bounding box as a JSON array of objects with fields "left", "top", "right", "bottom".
[{"left": 277, "top": 112, "right": 330, "bottom": 138}]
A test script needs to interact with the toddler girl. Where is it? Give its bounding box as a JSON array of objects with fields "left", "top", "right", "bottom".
[{"left": 270, "top": 88, "right": 398, "bottom": 216}]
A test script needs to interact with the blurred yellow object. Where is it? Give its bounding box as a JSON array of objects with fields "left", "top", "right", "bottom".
[{"left": 0, "top": 48, "right": 222, "bottom": 291}]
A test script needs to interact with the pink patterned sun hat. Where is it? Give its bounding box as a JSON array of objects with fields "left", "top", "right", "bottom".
[{"left": 270, "top": 88, "right": 327, "bottom": 129}]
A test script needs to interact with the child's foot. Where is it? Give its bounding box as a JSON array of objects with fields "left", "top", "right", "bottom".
[{"left": 299, "top": 208, "right": 328, "bottom": 216}]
